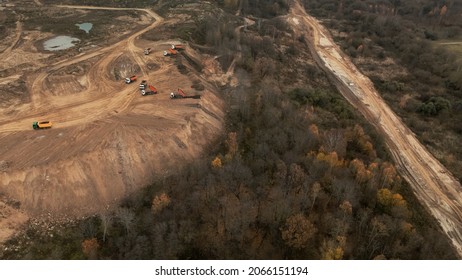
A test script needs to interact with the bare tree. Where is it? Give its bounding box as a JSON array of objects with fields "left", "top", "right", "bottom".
[
  {"left": 99, "top": 212, "right": 113, "bottom": 243},
  {"left": 323, "top": 129, "right": 346, "bottom": 157},
  {"left": 116, "top": 207, "right": 135, "bottom": 235},
  {"left": 253, "top": 57, "right": 276, "bottom": 79},
  {"left": 309, "top": 182, "right": 321, "bottom": 213}
]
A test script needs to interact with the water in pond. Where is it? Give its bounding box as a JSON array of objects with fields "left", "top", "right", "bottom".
[
  {"left": 76, "top": 23, "right": 93, "bottom": 34},
  {"left": 43, "top": 36, "right": 80, "bottom": 51}
]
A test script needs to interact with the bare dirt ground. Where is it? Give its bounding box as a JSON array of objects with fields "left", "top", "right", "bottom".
[
  {"left": 0, "top": 4, "right": 224, "bottom": 244},
  {"left": 288, "top": 0, "right": 462, "bottom": 257}
]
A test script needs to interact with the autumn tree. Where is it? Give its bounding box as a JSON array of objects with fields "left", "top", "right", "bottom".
[
  {"left": 377, "top": 188, "right": 408, "bottom": 218},
  {"left": 380, "top": 162, "right": 398, "bottom": 188},
  {"left": 82, "top": 238, "right": 99, "bottom": 260},
  {"left": 350, "top": 158, "right": 372, "bottom": 184},
  {"left": 280, "top": 213, "right": 317, "bottom": 249},
  {"left": 211, "top": 156, "right": 223, "bottom": 168},
  {"left": 316, "top": 151, "right": 344, "bottom": 169},
  {"left": 152, "top": 193, "right": 171, "bottom": 214},
  {"left": 320, "top": 236, "right": 346, "bottom": 260},
  {"left": 339, "top": 200, "right": 353, "bottom": 217},
  {"left": 309, "top": 124, "right": 320, "bottom": 138},
  {"left": 288, "top": 163, "right": 307, "bottom": 190}
]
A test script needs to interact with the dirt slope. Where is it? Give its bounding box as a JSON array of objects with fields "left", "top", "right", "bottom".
[
  {"left": 0, "top": 4, "right": 225, "bottom": 242},
  {"left": 288, "top": 0, "right": 462, "bottom": 257},
  {"left": 0, "top": 20, "right": 22, "bottom": 62}
]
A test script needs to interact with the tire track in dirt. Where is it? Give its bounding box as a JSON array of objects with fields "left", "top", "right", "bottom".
[
  {"left": 0, "top": 5, "right": 163, "bottom": 132},
  {"left": 0, "top": 3, "right": 225, "bottom": 245},
  {"left": 0, "top": 20, "right": 22, "bottom": 62},
  {"left": 0, "top": 75, "right": 21, "bottom": 86},
  {"left": 288, "top": 0, "right": 462, "bottom": 257}
]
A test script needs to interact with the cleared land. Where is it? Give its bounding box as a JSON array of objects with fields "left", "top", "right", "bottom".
[
  {"left": 2, "top": 0, "right": 462, "bottom": 259},
  {"left": 0, "top": 4, "right": 224, "bottom": 243}
]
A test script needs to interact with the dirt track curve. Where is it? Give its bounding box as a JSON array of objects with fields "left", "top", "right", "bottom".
[
  {"left": 289, "top": 0, "right": 462, "bottom": 257},
  {"left": 0, "top": 3, "right": 224, "bottom": 240}
]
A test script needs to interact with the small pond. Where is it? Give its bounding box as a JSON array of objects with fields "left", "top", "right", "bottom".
[
  {"left": 76, "top": 23, "right": 93, "bottom": 34},
  {"left": 43, "top": 36, "right": 80, "bottom": 51}
]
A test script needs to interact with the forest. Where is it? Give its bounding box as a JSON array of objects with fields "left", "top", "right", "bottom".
[
  {"left": 1, "top": 0, "right": 458, "bottom": 259},
  {"left": 302, "top": 0, "right": 462, "bottom": 181}
]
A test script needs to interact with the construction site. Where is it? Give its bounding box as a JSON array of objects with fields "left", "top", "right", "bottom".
[
  {"left": 0, "top": 1, "right": 225, "bottom": 243},
  {"left": 1, "top": 0, "right": 462, "bottom": 260}
]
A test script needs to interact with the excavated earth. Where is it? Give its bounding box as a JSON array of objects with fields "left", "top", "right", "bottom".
[{"left": 0, "top": 4, "right": 225, "bottom": 243}]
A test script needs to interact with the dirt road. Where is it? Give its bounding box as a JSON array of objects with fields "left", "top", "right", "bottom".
[
  {"left": 289, "top": 0, "right": 462, "bottom": 257},
  {"left": 0, "top": 3, "right": 224, "bottom": 243}
]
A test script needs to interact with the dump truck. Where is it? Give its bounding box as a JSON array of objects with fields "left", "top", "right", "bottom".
[
  {"left": 170, "top": 88, "right": 185, "bottom": 98},
  {"left": 170, "top": 88, "right": 200, "bottom": 99},
  {"left": 32, "top": 121, "right": 52, "bottom": 130},
  {"left": 163, "top": 48, "right": 178, "bottom": 56},
  {"left": 141, "top": 85, "right": 158, "bottom": 96},
  {"left": 125, "top": 75, "right": 137, "bottom": 84},
  {"left": 171, "top": 44, "right": 185, "bottom": 50},
  {"left": 144, "top": 48, "right": 151, "bottom": 55},
  {"left": 139, "top": 80, "right": 147, "bottom": 90}
]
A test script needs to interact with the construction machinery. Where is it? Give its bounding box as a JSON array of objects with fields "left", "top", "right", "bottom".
[
  {"left": 139, "top": 80, "right": 157, "bottom": 95},
  {"left": 170, "top": 88, "right": 200, "bottom": 99},
  {"left": 144, "top": 48, "right": 151, "bottom": 55},
  {"left": 139, "top": 80, "right": 147, "bottom": 90},
  {"left": 32, "top": 121, "right": 52, "bottom": 129},
  {"left": 163, "top": 48, "right": 178, "bottom": 57},
  {"left": 171, "top": 44, "right": 185, "bottom": 50},
  {"left": 141, "top": 85, "right": 158, "bottom": 96},
  {"left": 125, "top": 75, "right": 137, "bottom": 84}
]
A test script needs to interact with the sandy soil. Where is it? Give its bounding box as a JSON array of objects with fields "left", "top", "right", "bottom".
[
  {"left": 0, "top": 5, "right": 224, "bottom": 243},
  {"left": 288, "top": 0, "right": 462, "bottom": 257}
]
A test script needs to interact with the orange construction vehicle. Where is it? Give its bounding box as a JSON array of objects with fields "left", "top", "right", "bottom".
[
  {"left": 125, "top": 75, "right": 137, "bottom": 84},
  {"left": 163, "top": 48, "right": 178, "bottom": 56},
  {"left": 171, "top": 44, "right": 185, "bottom": 50},
  {"left": 170, "top": 88, "right": 200, "bottom": 99},
  {"left": 141, "top": 85, "right": 158, "bottom": 96}
]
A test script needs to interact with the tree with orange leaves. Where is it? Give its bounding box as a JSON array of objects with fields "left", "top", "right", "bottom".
[
  {"left": 280, "top": 213, "right": 317, "bottom": 249},
  {"left": 82, "top": 238, "right": 99, "bottom": 259},
  {"left": 152, "top": 193, "right": 171, "bottom": 214},
  {"left": 211, "top": 156, "right": 222, "bottom": 168}
]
